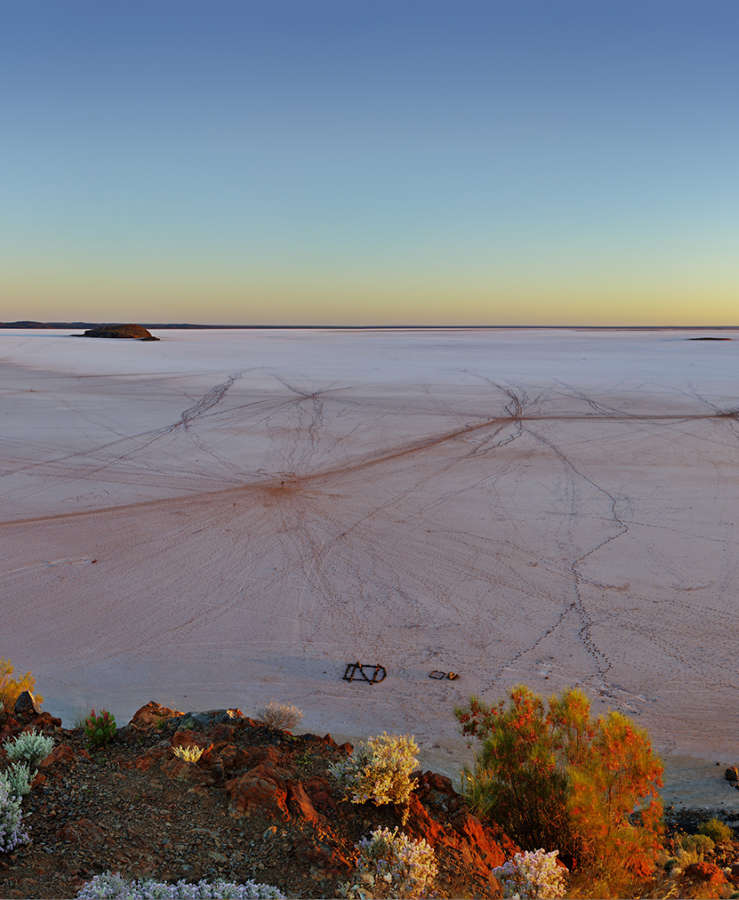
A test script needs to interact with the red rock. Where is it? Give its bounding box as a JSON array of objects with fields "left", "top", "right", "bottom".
[
  {"left": 404, "top": 787, "right": 514, "bottom": 878},
  {"left": 305, "top": 843, "right": 351, "bottom": 876},
  {"left": 236, "top": 716, "right": 260, "bottom": 730},
  {"left": 131, "top": 746, "right": 167, "bottom": 772},
  {"left": 426, "top": 771, "right": 454, "bottom": 793},
  {"left": 171, "top": 729, "right": 205, "bottom": 748},
  {"left": 129, "top": 701, "right": 183, "bottom": 730},
  {"left": 225, "top": 765, "right": 289, "bottom": 819},
  {"left": 199, "top": 742, "right": 251, "bottom": 774},
  {"left": 210, "top": 723, "right": 236, "bottom": 742},
  {"left": 31, "top": 772, "right": 47, "bottom": 788},
  {"left": 304, "top": 776, "right": 337, "bottom": 812},
  {"left": 57, "top": 818, "right": 103, "bottom": 845},
  {"left": 339, "top": 742, "right": 353, "bottom": 754},
  {"left": 39, "top": 743, "right": 77, "bottom": 769},
  {"left": 0, "top": 716, "right": 20, "bottom": 741},
  {"left": 25, "top": 712, "right": 62, "bottom": 731},
  {"left": 161, "top": 756, "right": 212, "bottom": 784},
  {"left": 287, "top": 781, "right": 326, "bottom": 829},
  {"left": 684, "top": 861, "right": 726, "bottom": 885},
  {"left": 246, "top": 745, "right": 282, "bottom": 767}
]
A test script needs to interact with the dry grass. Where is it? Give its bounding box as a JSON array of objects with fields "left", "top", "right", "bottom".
[{"left": 257, "top": 701, "right": 303, "bottom": 731}]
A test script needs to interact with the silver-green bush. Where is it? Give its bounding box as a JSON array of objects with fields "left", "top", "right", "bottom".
[
  {"left": 0, "top": 777, "right": 29, "bottom": 853},
  {"left": 3, "top": 729, "right": 54, "bottom": 768},
  {"left": 76, "top": 873, "right": 285, "bottom": 898},
  {"left": 340, "top": 826, "right": 437, "bottom": 899},
  {"left": 0, "top": 761, "right": 34, "bottom": 798}
]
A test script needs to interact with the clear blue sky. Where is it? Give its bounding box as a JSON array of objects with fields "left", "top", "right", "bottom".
[{"left": 2, "top": 1, "right": 738, "bottom": 324}]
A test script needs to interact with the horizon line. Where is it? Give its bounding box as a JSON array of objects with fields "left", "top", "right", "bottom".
[{"left": 3, "top": 322, "right": 739, "bottom": 331}]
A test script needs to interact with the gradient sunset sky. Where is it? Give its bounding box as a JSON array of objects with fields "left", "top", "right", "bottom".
[{"left": 2, "top": 1, "right": 738, "bottom": 325}]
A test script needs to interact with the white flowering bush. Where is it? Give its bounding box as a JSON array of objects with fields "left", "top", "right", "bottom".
[
  {"left": 3, "top": 729, "right": 54, "bottom": 768},
  {"left": 172, "top": 744, "right": 203, "bottom": 763},
  {"left": 340, "top": 826, "right": 437, "bottom": 899},
  {"left": 76, "top": 873, "right": 285, "bottom": 898},
  {"left": 0, "top": 761, "right": 34, "bottom": 798},
  {"left": 329, "top": 733, "right": 419, "bottom": 806},
  {"left": 257, "top": 701, "right": 303, "bottom": 731},
  {"left": 492, "top": 849, "right": 567, "bottom": 899},
  {"left": 0, "top": 776, "right": 29, "bottom": 853}
]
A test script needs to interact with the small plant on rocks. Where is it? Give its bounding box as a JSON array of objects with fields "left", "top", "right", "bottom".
[
  {"left": 172, "top": 744, "right": 204, "bottom": 763},
  {"left": 257, "top": 700, "right": 303, "bottom": 731},
  {"left": 329, "top": 733, "right": 419, "bottom": 807},
  {"left": 492, "top": 848, "right": 567, "bottom": 899},
  {"left": 340, "top": 826, "right": 437, "bottom": 899},
  {"left": 83, "top": 709, "right": 117, "bottom": 748},
  {"left": 76, "top": 873, "right": 285, "bottom": 898},
  {"left": 3, "top": 728, "right": 54, "bottom": 768},
  {"left": 0, "top": 761, "right": 34, "bottom": 798},
  {"left": 0, "top": 775, "right": 30, "bottom": 853},
  {"left": 698, "top": 817, "right": 732, "bottom": 844}
]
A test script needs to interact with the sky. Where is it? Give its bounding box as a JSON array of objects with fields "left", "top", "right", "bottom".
[{"left": 1, "top": 1, "right": 738, "bottom": 325}]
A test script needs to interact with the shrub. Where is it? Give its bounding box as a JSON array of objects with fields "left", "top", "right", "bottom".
[
  {"left": 698, "top": 817, "right": 732, "bottom": 844},
  {"left": 492, "top": 848, "right": 567, "bottom": 899},
  {"left": 329, "top": 733, "right": 419, "bottom": 807},
  {"left": 76, "top": 873, "right": 285, "bottom": 898},
  {"left": 172, "top": 744, "right": 203, "bottom": 763},
  {"left": 340, "top": 826, "right": 437, "bottom": 899},
  {"left": 0, "top": 761, "right": 34, "bottom": 798},
  {"left": 0, "top": 659, "right": 42, "bottom": 712},
  {"left": 83, "top": 709, "right": 117, "bottom": 748},
  {"left": 0, "top": 776, "right": 29, "bottom": 853},
  {"left": 257, "top": 701, "right": 303, "bottom": 731},
  {"left": 679, "top": 833, "right": 715, "bottom": 860},
  {"left": 3, "top": 729, "right": 54, "bottom": 768},
  {"left": 456, "top": 685, "right": 664, "bottom": 878}
]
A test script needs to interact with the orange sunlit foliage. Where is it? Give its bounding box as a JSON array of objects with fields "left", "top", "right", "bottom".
[
  {"left": 0, "top": 658, "right": 43, "bottom": 712},
  {"left": 456, "top": 685, "right": 663, "bottom": 879}
]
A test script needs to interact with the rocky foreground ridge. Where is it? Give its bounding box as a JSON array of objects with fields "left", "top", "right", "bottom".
[{"left": 0, "top": 700, "right": 518, "bottom": 898}]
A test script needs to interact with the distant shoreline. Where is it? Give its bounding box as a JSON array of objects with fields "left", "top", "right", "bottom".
[{"left": 2, "top": 322, "right": 739, "bottom": 331}]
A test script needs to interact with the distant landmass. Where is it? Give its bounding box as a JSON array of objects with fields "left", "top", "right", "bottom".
[
  {"left": 80, "top": 324, "right": 159, "bottom": 341},
  {"left": 2, "top": 321, "right": 739, "bottom": 331}
]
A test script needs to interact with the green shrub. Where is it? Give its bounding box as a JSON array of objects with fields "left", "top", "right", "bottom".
[
  {"left": 83, "top": 709, "right": 117, "bottom": 748},
  {"left": 679, "top": 833, "right": 714, "bottom": 859},
  {"left": 698, "top": 817, "right": 732, "bottom": 844},
  {"left": 329, "top": 733, "right": 419, "bottom": 807},
  {"left": 3, "top": 729, "right": 54, "bottom": 768},
  {"left": 456, "top": 685, "right": 664, "bottom": 878}
]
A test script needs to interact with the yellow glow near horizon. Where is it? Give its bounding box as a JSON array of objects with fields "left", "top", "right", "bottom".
[{"left": 2, "top": 251, "right": 738, "bottom": 326}]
